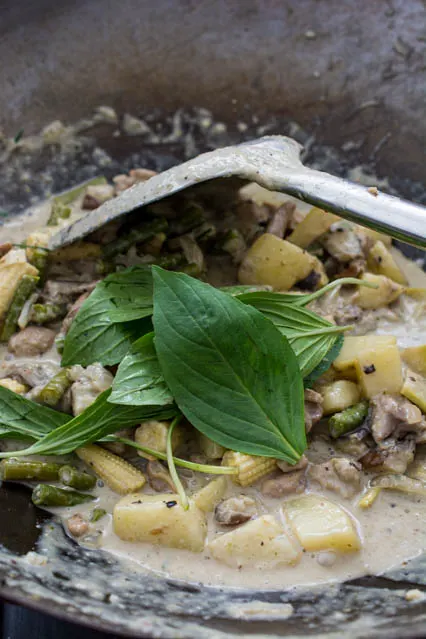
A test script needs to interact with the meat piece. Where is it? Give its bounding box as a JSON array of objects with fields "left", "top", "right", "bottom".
[
  {"left": 296, "top": 269, "right": 322, "bottom": 292},
  {"left": 276, "top": 454, "right": 308, "bottom": 473},
  {"left": 43, "top": 280, "right": 98, "bottom": 305},
  {"left": 261, "top": 469, "right": 306, "bottom": 497},
  {"left": 66, "top": 514, "right": 89, "bottom": 538},
  {"left": 322, "top": 223, "right": 363, "bottom": 263},
  {"left": 8, "top": 327, "right": 55, "bottom": 357},
  {"left": 370, "top": 393, "right": 426, "bottom": 443},
  {"left": 360, "top": 438, "right": 415, "bottom": 474},
  {"left": 334, "top": 303, "right": 363, "bottom": 326},
  {"left": 214, "top": 495, "right": 258, "bottom": 526},
  {"left": 61, "top": 292, "right": 91, "bottom": 334},
  {"left": 304, "top": 389, "right": 324, "bottom": 432},
  {"left": 266, "top": 203, "right": 293, "bottom": 238},
  {"left": 309, "top": 457, "right": 362, "bottom": 498},
  {"left": 0, "top": 242, "right": 12, "bottom": 259},
  {"left": 113, "top": 169, "right": 156, "bottom": 194},
  {"left": 0, "top": 360, "right": 60, "bottom": 388},
  {"left": 47, "top": 261, "right": 100, "bottom": 283},
  {"left": 69, "top": 364, "right": 113, "bottom": 415},
  {"left": 82, "top": 184, "right": 115, "bottom": 210},
  {"left": 334, "top": 429, "right": 371, "bottom": 459},
  {"left": 334, "top": 257, "right": 366, "bottom": 280},
  {"left": 146, "top": 460, "right": 176, "bottom": 493}
]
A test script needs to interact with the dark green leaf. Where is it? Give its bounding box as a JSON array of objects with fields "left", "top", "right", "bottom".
[
  {"left": 0, "top": 386, "right": 68, "bottom": 440},
  {"left": 0, "top": 390, "right": 177, "bottom": 458},
  {"left": 102, "top": 266, "right": 154, "bottom": 322},
  {"left": 152, "top": 267, "right": 306, "bottom": 462},
  {"left": 109, "top": 332, "right": 174, "bottom": 406},
  {"left": 304, "top": 334, "right": 344, "bottom": 387}
]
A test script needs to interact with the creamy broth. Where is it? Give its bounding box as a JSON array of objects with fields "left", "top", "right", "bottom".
[{"left": 0, "top": 188, "right": 425, "bottom": 591}]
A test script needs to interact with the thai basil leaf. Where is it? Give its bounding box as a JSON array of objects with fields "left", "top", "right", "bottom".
[
  {"left": 152, "top": 267, "right": 306, "bottom": 463},
  {"left": 0, "top": 385, "right": 69, "bottom": 440},
  {"left": 0, "top": 390, "right": 177, "bottom": 458},
  {"left": 102, "top": 266, "right": 154, "bottom": 322},
  {"left": 304, "top": 334, "right": 344, "bottom": 387},
  {"left": 109, "top": 332, "right": 174, "bottom": 406},
  {"left": 62, "top": 285, "right": 152, "bottom": 367}
]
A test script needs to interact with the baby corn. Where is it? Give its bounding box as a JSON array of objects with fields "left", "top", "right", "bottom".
[
  {"left": 222, "top": 451, "right": 276, "bottom": 486},
  {"left": 76, "top": 444, "right": 146, "bottom": 494}
]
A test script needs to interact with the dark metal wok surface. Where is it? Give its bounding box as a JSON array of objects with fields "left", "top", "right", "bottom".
[{"left": 0, "top": 1, "right": 425, "bottom": 636}]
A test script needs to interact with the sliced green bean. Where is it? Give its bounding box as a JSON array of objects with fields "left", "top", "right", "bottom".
[
  {"left": 35, "top": 368, "right": 71, "bottom": 407},
  {"left": 59, "top": 465, "right": 96, "bottom": 490},
  {"left": 329, "top": 401, "right": 369, "bottom": 439},
  {"left": 1, "top": 458, "right": 61, "bottom": 481},
  {"left": 90, "top": 507, "right": 107, "bottom": 522},
  {"left": 32, "top": 484, "right": 94, "bottom": 507},
  {"left": 103, "top": 218, "right": 168, "bottom": 258},
  {"left": 30, "top": 302, "right": 66, "bottom": 325}
]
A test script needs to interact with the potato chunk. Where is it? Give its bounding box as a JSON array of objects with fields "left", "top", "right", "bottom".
[
  {"left": 284, "top": 495, "right": 361, "bottom": 553},
  {"left": 402, "top": 345, "right": 426, "bottom": 376},
  {"left": 401, "top": 370, "right": 426, "bottom": 413},
  {"left": 113, "top": 494, "right": 207, "bottom": 552},
  {"left": 287, "top": 207, "right": 340, "bottom": 249},
  {"left": 238, "top": 233, "right": 316, "bottom": 290},
  {"left": 208, "top": 515, "right": 301, "bottom": 568},
  {"left": 355, "top": 273, "right": 403, "bottom": 309},
  {"left": 322, "top": 380, "right": 361, "bottom": 415},
  {"left": 193, "top": 477, "right": 227, "bottom": 513},
  {"left": 367, "top": 241, "right": 407, "bottom": 285},
  {"left": 355, "top": 342, "right": 403, "bottom": 398},
  {"left": 333, "top": 335, "right": 397, "bottom": 372}
]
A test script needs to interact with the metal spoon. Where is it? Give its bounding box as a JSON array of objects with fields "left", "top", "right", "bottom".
[{"left": 48, "top": 136, "right": 426, "bottom": 250}]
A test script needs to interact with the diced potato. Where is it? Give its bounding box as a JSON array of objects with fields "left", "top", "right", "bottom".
[
  {"left": 0, "top": 262, "right": 39, "bottom": 321},
  {"left": 287, "top": 207, "right": 340, "bottom": 249},
  {"left": 401, "top": 370, "right": 426, "bottom": 413},
  {"left": 322, "top": 380, "right": 361, "bottom": 415},
  {"left": 333, "top": 335, "right": 397, "bottom": 372},
  {"left": 354, "top": 225, "right": 392, "bottom": 247},
  {"left": 0, "top": 378, "right": 27, "bottom": 394},
  {"left": 113, "top": 494, "right": 207, "bottom": 552},
  {"left": 197, "top": 433, "right": 225, "bottom": 460},
  {"left": 367, "top": 241, "right": 407, "bottom": 285},
  {"left": 238, "top": 233, "right": 317, "bottom": 291},
  {"left": 402, "top": 345, "right": 426, "bottom": 375},
  {"left": 134, "top": 420, "right": 183, "bottom": 460},
  {"left": 284, "top": 495, "right": 361, "bottom": 553},
  {"left": 208, "top": 515, "right": 301, "bottom": 568},
  {"left": 355, "top": 273, "right": 403, "bottom": 309},
  {"left": 355, "top": 343, "right": 403, "bottom": 398},
  {"left": 193, "top": 477, "right": 227, "bottom": 513}
]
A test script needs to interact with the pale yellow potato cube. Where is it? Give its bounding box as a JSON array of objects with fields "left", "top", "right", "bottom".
[
  {"left": 208, "top": 515, "right": 301, "bottom": 568},
  {"left": 197, "top": 433, "right": 225, "bottom": 459},
  {"left": 193, "top": 477, "right": 227, "bottom": 513},
  {"left": 322, "top": 380, "right": 361, "bottom": 415},
  {"left": 284, "top": 495, "right": 361, "bottom": 553},
  {"left": 367, "top": 241, "right": 407, "bottom": 285},
  {"left": 402, "top": 345, "right": 426, "bottom": 376},
  {"left": 355, "top": 273, "right": 403, "bottom": 309},
  {"left": 0, "top": 378, "right": 27, "bottom": 394},
  {"left": 401, "top": 370, "right": 426, "bottom": 413},
  {"left": 354, "top": 226, "right": 392, "bottom": 247},
  {"left": 355, "top": 343, "right": 403, "bottom": 398},
  {"left": 238, "top": 233, "right": 316, "bottom": 291},
  {"left": 287, "top": 207, "right": 340, "bottom": 249},
  {"left": 333, "top": 335, "right": 397, "bottom": 372},
  {"left": 113, "top": 494, "right": 207, "bottom": 552},
  {"left": 134, "top": 420, "right": 183, "bottom": 460}
]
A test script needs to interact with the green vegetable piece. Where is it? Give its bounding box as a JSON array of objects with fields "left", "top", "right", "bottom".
[
  {"left": 32, "top": 484, "right": 94, "bottom": 507},
  {"left": 48, "top": 201, "right": 72, "bottom": 226},
  {"left": 109, "top": 332, "right": 173, "bottom": 406},
  {"left": 0, "top": 275, "right": 39, "bottom": 341},
  {"left": 168, "top": 202, "right": 205, "bottom": 236},
  {"left": 1, "top": 458, "right": 61, "bottom": 481},
  {"left": 59, "top": 465, "right": 96, "bottom": 490},
  {"left": 35, "top": 368, "right": 71, "bottom": 407},
  {"left": 31, "top": 303, "right": 66, "bottom": 325},
  {"left": 329, "top": 401, "right": 369, "bottom": 439},
  {"left": 0, "top": 389, "right": 177, "bottom": 458},
  {"left": 103, "top": 217, "right": 167, "bottom": 259},
  {"left": 90, "top": 507, "right": 107, "bottom": 522},
  {"left": 152, "top": 267, "right": 306, "bottom": 463},
  {"left": 27, "top": 247, "right": 49, "bottom": 276}
]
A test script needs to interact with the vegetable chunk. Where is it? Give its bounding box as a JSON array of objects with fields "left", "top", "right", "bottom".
[
  {"left": 401, "top": 345, "right": 426, "bottom": 376},
  {"left": 401, "top": 370, "right": 426, "bottom": 413},
  {"left": 208, "top": 515, "right": 301, "bottom": 568},
  {"left": 333, "top": 335, "right": 397, "bottom": 372},
  {"left": 322, "top": 380, "right": 361, "bottom": 415},
  {"left": 284, "top": 495, "right": 361, "bottom": 553},
  {"left": 355, "top": 343, "right": 403, "bottom": 398},
  {"left": 355, "top": 273, "right": 403, "bottom": 309},
  {"left": 367, "top": 241, "right": 407, "bottom": 285},
  {"left": 113, "top": 493, "right": 207, "bottom": 552},
  {"left": 287, "top": 207, "right": 340, "bottom": 249}
]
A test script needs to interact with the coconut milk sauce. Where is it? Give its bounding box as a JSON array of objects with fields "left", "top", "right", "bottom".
[{"left": 0, "top": 196, "right": 425, "bottom": 591}]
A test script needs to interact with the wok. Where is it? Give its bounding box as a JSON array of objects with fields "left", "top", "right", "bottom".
[{"left": 0, "top": 0, "right": 425, "bottom": 636}]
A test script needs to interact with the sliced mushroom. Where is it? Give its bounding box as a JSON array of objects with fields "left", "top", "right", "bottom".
[{"left": 214, "top": 495, "right": 258, "bottom": 526}]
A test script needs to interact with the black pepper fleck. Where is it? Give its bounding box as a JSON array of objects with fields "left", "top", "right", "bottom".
[
  {"left": 166, "top": 500, "right": 177, "bottom": 508},
  {"left": 363, "top": 364, "right": 376, "bottom": 374}
]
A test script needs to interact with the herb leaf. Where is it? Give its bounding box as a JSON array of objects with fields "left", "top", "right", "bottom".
[
  {"left": 101, "top": 266, "right": 154, "bottom": 323},
  {"left": 304, "top": 334, "right": 344, "bottom": 387},
  {"left": 152, "top": 267, "right": 306, "bottom": 463},
  {"left": 0, "top": 390, "right": 177, "bottom": 458},
  {"left": 109, "top": 332, "right": 174, "bottom": 406},
  {"left": 0, "top": 386, "right": 68, "bottom": 440}
]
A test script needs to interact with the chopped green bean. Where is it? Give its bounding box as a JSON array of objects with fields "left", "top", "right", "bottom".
[
  {"left": 90, "top": 507, "right": 107, "bottom": 522},
  {"left": 59, "top": 465, "right": 96, "bottom": 490},
  {"left": 0, "top": 275, "right": 39, "bottom": 341},
  {"left": 168, "top": 203, "right": 205, "bottom": 236},
  {"left": 329, "top": 401, "right": 369, "bottom": 439},
  {"left": 1, "top": 458, "right": 61, "bottom": 481},
  {"left": 103, "top": 218, "right": 168, "bottom": 258},
  {"left": 35, "top": 368, "right": 71, "bottom": 407},
  {"left": 30, "top": 303, "right": 67, "bottom": 325},
  {"left": 32, "top": 484, "right": 94, "bottom": 507}
]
